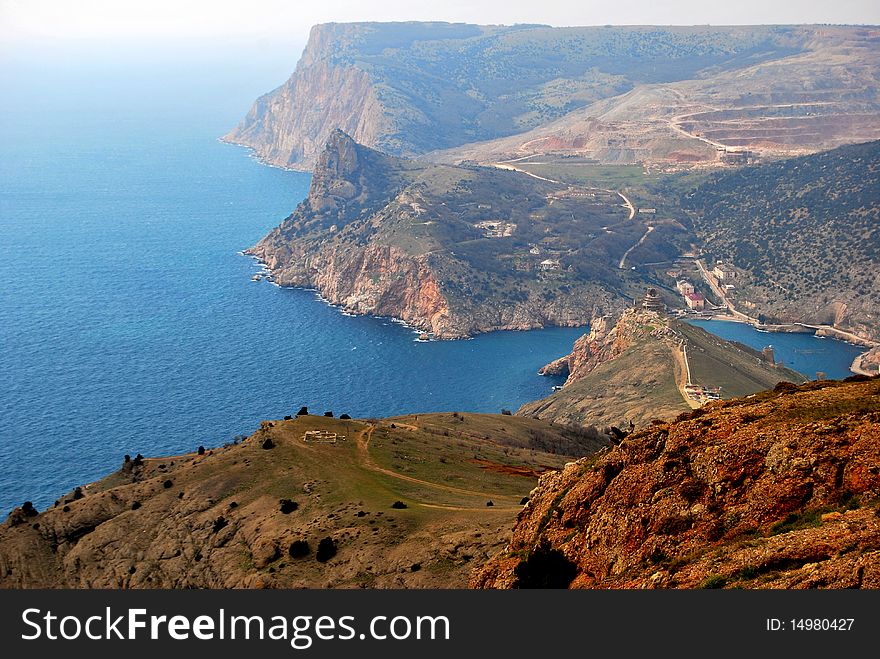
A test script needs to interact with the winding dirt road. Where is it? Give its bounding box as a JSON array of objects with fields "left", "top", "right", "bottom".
[{"left": 356, "top": 426, "right": 520, "bottom": 511}]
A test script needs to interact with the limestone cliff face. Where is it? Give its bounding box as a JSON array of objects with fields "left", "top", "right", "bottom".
[
  {"left": 224, "top": 24, "right": 390, "bottom": 170},
  {"left": 255, "top": 240, "right": 454, "bottom": 336},
  {"left": 477, "top": 377, "right": 880, "bottom": 589},
  {"left": 537, "top": 309, "right": 669, "bottom": 384}
]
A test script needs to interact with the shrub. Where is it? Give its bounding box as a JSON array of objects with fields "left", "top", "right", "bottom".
[
  {"left": 410, "top": 563, "right": 421, "bottom": 572},
  {"left": 315, "top": 537, "right": 337, "bottom": 563},
  {"left": 212, "top": 517, "right": 228, "bottom": 533},
  {"left": 391, "top": 501, "right": 407, "bottom": 509},
  {"left": 163, "top": 480, "right": 173, "bottom": 489},
  {"left": 197, "top": 446, "right": 205, "bottom": 455},
  {"left": 131, "top": 501, "right": 141, "bottom": 510},
  {"left": 261, "top": 437, "right": 275, "bottom": 450},
  {"left": 501, "top": 409, "right": 512, "bottom": 415},
  {"left": 62, "top": 505, "right": 70, "bottom": 512},
  {"left": 21, "top": 501, "right": 38, "bottom": 517},
  {"left": 486, "top": 500, "right": 494, "bottom": 507},
  {"left": 279, "top": 499, "right": 298, "bottom": 514},
  {"left": 340, "top": 414, "right": 351, "bottom": 420},
  {"left": 513, "top": 540, "right": 577, "bottom": 588},
  {"left": 324, "top": 411, "right": 334, "bottom": 417},
  {"left": 520, "top": 497, "right": 529, "bottom": 505},
  {"left": 699, "top": 574, "right": 727, "bottom": 589},
  {"left": 296, "top": 407, "right": 309, "bottom": 416},
  {"left": 283, "top": 415, "right": 292, "bottom": 420},
  {"left": 289, "top": 540, "right": 310, "bottom": 558}
]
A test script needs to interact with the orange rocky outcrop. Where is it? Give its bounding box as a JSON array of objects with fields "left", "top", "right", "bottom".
[{"left": 476, "top": 377, "right": 880, "bottom": 589}]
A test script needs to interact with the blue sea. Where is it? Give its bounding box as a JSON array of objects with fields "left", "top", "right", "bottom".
[
  {"left": 0, "top": 42, "right": 864, "bottom": 514},
  {"left": 687, "top": 319, "right": 864, "bottom": 381},
  {"left": 0, "top": 41, "right": 584, "bottom": 513}
]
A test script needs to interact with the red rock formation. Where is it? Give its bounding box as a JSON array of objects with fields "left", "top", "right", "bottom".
[{"left": 475, "top": 377, "right": 880, "bottom": 589}]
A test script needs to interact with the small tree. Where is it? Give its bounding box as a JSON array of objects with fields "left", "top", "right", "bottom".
[{"left": 316, "top": 537, "right": 337, "bottom": 563}]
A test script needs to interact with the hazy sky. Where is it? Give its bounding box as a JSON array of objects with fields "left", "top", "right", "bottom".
[{"left": 3, "top": 0, "right": 879, "bottom": 43}]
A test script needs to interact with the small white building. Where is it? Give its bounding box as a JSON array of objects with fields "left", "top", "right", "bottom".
[
  {"left": 540, "top": 258, "right": 561, "bottom": 271},
  {"left": 713, "top": 264, "right": 737, "bottom": 280},
  {"left": 676, "top": 280, "right": 695, "bottom": 296}
]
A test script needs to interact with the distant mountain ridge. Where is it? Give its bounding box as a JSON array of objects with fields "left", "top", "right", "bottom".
[{"left": 223, "top": 22, "right": 873, "bottom": 170}]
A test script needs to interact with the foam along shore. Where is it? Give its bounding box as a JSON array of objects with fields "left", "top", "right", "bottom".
[{"left": 241, "top": 252, "right": 434, "bottom": 337}]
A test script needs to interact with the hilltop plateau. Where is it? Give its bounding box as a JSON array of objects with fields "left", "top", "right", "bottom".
[
  {"left": 226, "top": 23, "right": 880, "bottom": 170},
  {"left": 0, "top": 412, "right": 607, "bottom": 588}
]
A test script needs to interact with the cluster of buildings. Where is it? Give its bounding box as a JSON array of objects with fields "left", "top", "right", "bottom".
[
  {"left": 684, "top": 383, "right": 721, "bottom": 403},
  {"left": 474, "top": 220, "right": 517, "bottom": 238},
  {"left": 676, "top": 279, "right": 705, "bottom": 311}
]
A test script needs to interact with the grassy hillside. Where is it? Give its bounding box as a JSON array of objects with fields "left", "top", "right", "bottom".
[
  {"left": 682, "top": 140, "right": 880, "bottom": 338},
  {"left": 251, "top": 131, "right": 685, "bottom": 337},
  {"left": 518, "top": 313, "right": 804, "bottom": 428},
  {"left": 0, "top": 412, "right": 607, "bottom": 588},
  {"left": 679, "top": 321, "right": 807, "bottom": 395},
  {"left": 519, "top": 335, "right": 688, "bottom": 428}
]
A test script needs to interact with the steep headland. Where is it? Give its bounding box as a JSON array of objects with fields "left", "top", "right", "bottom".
[
  {"left": 226, "top": 22, "right": 880, "bottom": 170},
  {"left": 247, "top": 130, "right": 676, "bottom": 338},
  {"left": 519, "top": 308, "right": 804, "bottom": 428},
  {"left": 476, "top": 376, "right": 880, "bottom": 589}
]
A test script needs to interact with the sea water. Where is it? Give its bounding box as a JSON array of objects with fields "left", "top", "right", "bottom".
[
  {"left": 0, "top": 42, "right": 580, "bottom": 512},
  {"left": 0, "top": 43, "right": 864, "bottom": 514}
]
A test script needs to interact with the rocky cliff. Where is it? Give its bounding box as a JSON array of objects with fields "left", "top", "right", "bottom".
[
  {"left": 520, "top": 309, "right": 803, "bottom": 428},
  {"left": 476, "top": 376, "right": 880, "bottom": 589},
  {"left": 248, "top": 130, "right": 636, "bottom": 338},
  {"left": 224, "top": 24, "right": 389, "bottom": 170}
]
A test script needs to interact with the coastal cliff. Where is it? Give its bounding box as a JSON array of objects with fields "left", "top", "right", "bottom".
[
  {"left": 520, "top": 308, "right": 803, "bottom": 428},
  {"left": 248, "top": 130, "right": 631, "bottom": 338},
  {"left": 477, "top": 377, "right": 880, "bottom": 589},
  {"left": 223, "top": 24, "right": 386, "bottom": 170},
  {"left": 224, "top": 22, "right": 857, "bottom": 170}
]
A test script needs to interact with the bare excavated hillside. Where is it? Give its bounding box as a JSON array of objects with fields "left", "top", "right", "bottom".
[
  {"left": 477, "top": 377, "right": 880, "bottom": 589},
  {"left": 0, "top": 412, "right": 608, "bottom": 589},
  {"left": 433, "top": 26, "right": 880, "bottom": 168}
]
